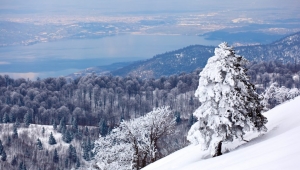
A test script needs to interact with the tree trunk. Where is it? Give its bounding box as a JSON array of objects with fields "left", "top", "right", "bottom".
[{"left": 213, "top": 141, "right": 223, "bottom": 157}]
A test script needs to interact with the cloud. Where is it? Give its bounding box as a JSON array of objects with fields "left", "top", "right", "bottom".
[
  {"left": 0, "top": 61, "right": 10, "bottom": 65},
  {"left": 232, "top": 18, "right": 254, "bottom": 23}
]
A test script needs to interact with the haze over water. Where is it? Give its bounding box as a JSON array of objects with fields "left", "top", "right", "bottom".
[{"left": 0, "top": 0, "right": 299, "bottom": 79}]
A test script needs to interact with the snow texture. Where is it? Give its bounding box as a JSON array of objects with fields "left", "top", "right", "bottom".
[
  {"left": 187, "top": 42, "right": 267, "bottom": 155},
  {"left": 142, "top": 96, "right": 300, "bottom": 170},
  {"left": 91, "top": 106, "right": 175, "bottom": 170}
]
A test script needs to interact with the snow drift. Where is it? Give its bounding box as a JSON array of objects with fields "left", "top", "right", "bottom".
[{"left": 142, "top": 96, "right": 300, "bottom": 170}]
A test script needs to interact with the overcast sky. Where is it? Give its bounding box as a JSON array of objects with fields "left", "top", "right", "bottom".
[{"left": 0, "top": 0, "right": 299, "bottom": 16}]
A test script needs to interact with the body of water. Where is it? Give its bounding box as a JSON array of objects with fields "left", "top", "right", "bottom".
[{"left": 0, "top": 34, "right": 220, "bottom": 79}]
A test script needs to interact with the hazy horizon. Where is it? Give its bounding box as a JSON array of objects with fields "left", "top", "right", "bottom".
[{"left": 0, "top": 0, "right": 300, "bottom": 80}]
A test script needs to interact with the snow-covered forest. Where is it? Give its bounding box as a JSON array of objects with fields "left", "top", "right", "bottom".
[{"left": 1, "top": 43, "right": 300, "bottom": 169}]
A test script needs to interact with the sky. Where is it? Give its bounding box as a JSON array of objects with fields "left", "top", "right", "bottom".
[{"left": 0, "top": 0, "right": 299, "bottom": 16}]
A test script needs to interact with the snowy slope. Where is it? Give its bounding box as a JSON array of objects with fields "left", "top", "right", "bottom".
[{"left": 143, "top": 96, "right": 300, "bottom": 170}]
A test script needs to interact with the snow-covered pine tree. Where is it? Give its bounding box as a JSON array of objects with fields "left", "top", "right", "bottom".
[{"left": 187, "top": 42, "right": 268, "bottom": 157}]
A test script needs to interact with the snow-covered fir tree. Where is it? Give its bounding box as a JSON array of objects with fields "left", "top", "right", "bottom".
[{"left": 187, "top": 42, "right": 268, "bottom": 157}]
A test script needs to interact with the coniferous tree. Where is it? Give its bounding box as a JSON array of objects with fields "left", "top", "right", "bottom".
[
  {"left": 82, "top": 139, "right": 92, "bottom": 161},
  {"left": 64, "top": 158, "right": 69, "bottom": 169},
  {"left": 68, "top": 144, "right": 77, "bottom": 163},
  {"left": 48, "top": 132, "right": 57, "bottom": 145},
  {"left": 53, "top": 149, "right": 59, "bottom": 163},
  {"left": 0, "top": 140, "right": 3, "bottom": 155},
  {"left": 1, "top": 149, "right": 6, "bottom": 161},
  {"left": 84, "top": 126, "right": 89, "bottom": 136},
  {"left": 58, "top": 117, "right": 66, "bottom": 133},
  {"left": 62, "top": 130, "right": 73, "bottom": 143},
  {"left": 76, "top": 158, "right": 80, "bottom": 168},
  {"left": 5, "top": 136, "right": 11, "bottom": 147},
  {"left": 72, "top": 117, "right": 78, "bottom": 132},
  {"left": 42, "top": 127, "right": 45, "bottom": 135},
  {"left": 188, "top": 114, "right": 195, "bottom": 127},
  {"left": 187, "top": 43, "right": 268, "bottom": 157},
  {"left": 99, "top": 119, "right": 108, "bottom": 137},
  {"left": 174, "top": 111, "right": 181, "bottom": 124},
  {"left": 19, "top": 161, "right": 26, "bottom": 170},
  {"left": 23, "top": 111, "right": 31, "bottom": 127},
  {"left": 11, "top": 155, "right": 17, "bottom": 166},
  {"left": 24, "top": 148, "right": 30, "bottom": 158},
  {"left": 14, "top": 118, "right": 20, "bottom": 128},
  {"left": 36, "top": 138, "right": 43, "bottom": 150},
  {"left": 12, "top": 126, "right": 18, "bottom": 139},
  {"left": 2, "top": 112, "right": 9, "bottom": 123},
  {"left": 52, "top": 119, "right": 57, "bottom": 130}
]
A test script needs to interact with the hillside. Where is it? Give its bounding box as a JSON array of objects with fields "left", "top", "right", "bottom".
[
  {"left": 142, "top": 96, "right": 300, "bottom": 170},
  {"left": 66, "top": 62, "right": 132, "bottom": 79},
  {"left": 112, "top": 32, "right": 300, "bottom": 78}
]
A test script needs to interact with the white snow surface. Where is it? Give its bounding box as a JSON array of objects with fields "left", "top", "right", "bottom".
[{"left": 142, "top": 96, "right": 300, "bottom": 170}]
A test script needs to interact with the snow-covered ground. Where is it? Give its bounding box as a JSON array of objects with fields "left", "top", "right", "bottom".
[{"left": 143, "top": 96, "right": 300, "bottom": 170}]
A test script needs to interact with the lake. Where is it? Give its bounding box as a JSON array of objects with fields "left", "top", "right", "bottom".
[{"left": 0, "top": 34, "right": 220, "bottom": 79}]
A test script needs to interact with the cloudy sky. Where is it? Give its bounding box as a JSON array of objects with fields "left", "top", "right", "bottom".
[{"left": 1, "top": 0, "right": 299, "bottom": 16}]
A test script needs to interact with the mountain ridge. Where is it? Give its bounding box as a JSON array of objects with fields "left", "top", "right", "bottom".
[{"left": 111, "top": 32, "right": 300, "bottom": 78}]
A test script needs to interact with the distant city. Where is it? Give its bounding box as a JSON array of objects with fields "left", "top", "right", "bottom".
[{"left": 1, "top": 10, "right": 300, "bottom": 47}]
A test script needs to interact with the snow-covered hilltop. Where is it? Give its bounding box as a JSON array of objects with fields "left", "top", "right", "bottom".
[{"left": 142, "top": 96, "right": 300, "bottom": 170}]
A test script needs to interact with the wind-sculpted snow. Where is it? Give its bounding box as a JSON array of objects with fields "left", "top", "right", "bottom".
[{"left": 142, "top": 96, "right": 300, "bottom": 170}]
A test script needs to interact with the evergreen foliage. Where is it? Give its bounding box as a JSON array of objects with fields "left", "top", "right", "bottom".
[
  {"left": 23, "top": 111, "right": 31, "bottom": 127},
  {"left": 36, "top": 138, "right": 43, "bottom": 150},
  {"left": 0, "top": 140, "right": 3, "bottom": 155},
  {"left": 62, "top": 130, "right": 73, "bottom": 143},
  {"left": 1, "top": 149, "right": 6, "bottom": 161},
  {"left": 99, "top": 119, "right": 108, "bottom": 137},
  {"left": 11, "top": 155, "right": 17, "bottom": 166},
  {"left": 42, "top": 127, "right": 45, "bottom": 135},
  {"left": 5, "top": 136, "right": 11, "bottom": 147},
  {"left": 53, "top": 149, "right": 59, "bottom": 163},
  {"left": 19, "top": 161, "right": 27, "bottom": 170},
  {"left": 14, "top": 118, "right": 20, "bottom": 128},
  {"left": 187, "top": 43, "right": 268, "bottom": 157},
  {"left": 174, "top": 111, "right": 181, "bottom": 124},
  {"left": 2, "top": 112, "right": 9, "bottom": 123},
  {"left": 48, "top": 132, "right": 57, "bottom": 145},
  {"left": 64, "top": 158, "right": 69, "bottom": 169},
  {"left": 82, "top": 137, "right": 94, "bottom": 161},
  {"left": 76, "top": 158, "right": 80, "bottom": 168},
  {"left": 72, "top": 117, "right": 78, "bottom": 132},
  {"left": 12, "top": 126, "right": 18, "bottom": 139},
  {"left": 68, "top": 144, "right": 77, "bottom": 163},
  {"left": 58, "top": 117, "right": 66, "bottom": 133},
  {"left": 52, "top": 119, "right": 57, "bottom": 130}
]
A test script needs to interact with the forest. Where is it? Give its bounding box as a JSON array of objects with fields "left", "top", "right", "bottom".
[{"left": 1, "top": 60, "right": 300, "bottom": 169}]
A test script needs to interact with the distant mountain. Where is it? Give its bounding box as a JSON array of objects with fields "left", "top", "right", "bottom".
[
  {"left": 66, "top": 62, "right": 132, "bottom": 79},
  {"left": 111, "top": 32, "right": 300, "bottom": 78}
]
